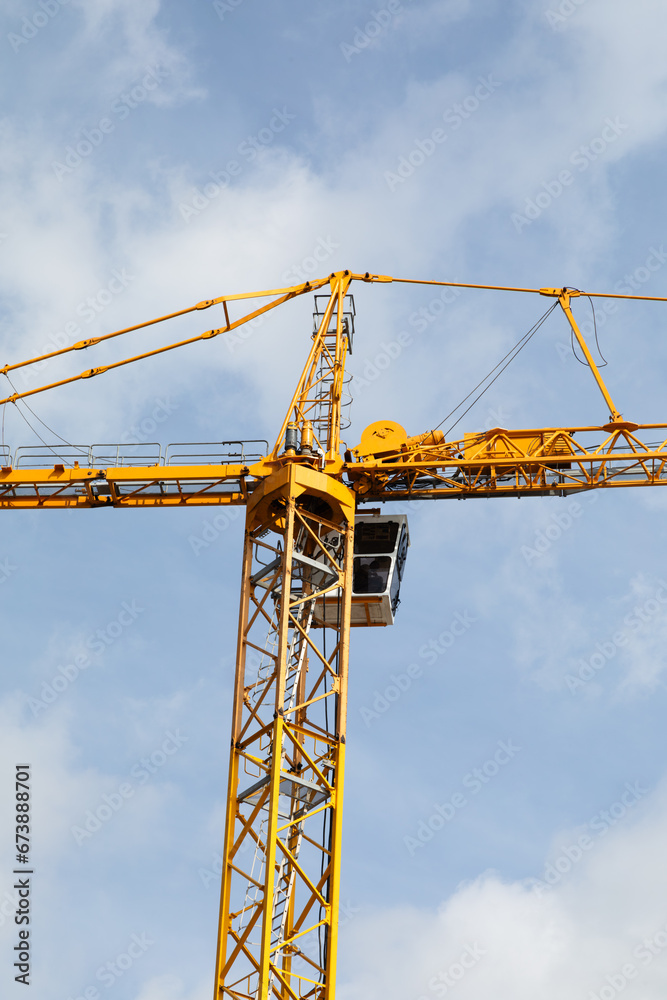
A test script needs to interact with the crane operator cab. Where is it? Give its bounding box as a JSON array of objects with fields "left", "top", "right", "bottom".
[{"left": 314, "top": 513, "right": 409, "bottom": 627}]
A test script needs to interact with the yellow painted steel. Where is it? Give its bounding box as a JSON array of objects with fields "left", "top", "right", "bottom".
[
  {"left": 346, "top": 423, "right": 667, "bottom": 501},
  {"left": 557, "top": 290, "right": 621, "bottom": 421},
  {"left": 214, "top": 464, "right": 354, "bottom": 1000},
  {"left": 3, "top": 270, "right": 667, "bottom": 1000},
  {"left": 271, "top": 272, "right": 353, "bottom": 461},
  {"left": 1, "top": 422, "right": 666, "bottom": 510},
  {"left": 0, "top": 278, "right": 332, "bottom": 407}
]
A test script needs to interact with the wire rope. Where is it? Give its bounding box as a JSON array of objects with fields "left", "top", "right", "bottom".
[
  {"left": 2, "top": 373, "right": 84, "bottom": 467},
  {"left": 429, "top": 301, "right": 559, "bottom": 440},
  {"left": 568, "top": 289, "right": 608, "bottom": 368}
]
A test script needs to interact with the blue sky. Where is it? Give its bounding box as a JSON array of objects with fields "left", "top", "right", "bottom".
[{"left": 2, "top": 1, "right": 667, "bottom": 998}]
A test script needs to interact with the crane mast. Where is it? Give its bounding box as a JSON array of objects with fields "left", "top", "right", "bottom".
[
  {"left": 214, "top": 274, "right": 356, "bottom": 1000},
  {"left": 215, "top": 468, "right": 354, "bottom": 999},
  {"left": 1, "top": 272, "right": 667, "bottom": 1000}
]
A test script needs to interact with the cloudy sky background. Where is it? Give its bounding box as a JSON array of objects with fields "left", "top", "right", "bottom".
[{"left": 2, "top": 0, "right": 667, "bottom": 997}]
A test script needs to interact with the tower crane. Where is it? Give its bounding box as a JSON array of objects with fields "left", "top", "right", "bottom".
[{"left": 2, "top": 270, "right": 667, "bottom": 1000}]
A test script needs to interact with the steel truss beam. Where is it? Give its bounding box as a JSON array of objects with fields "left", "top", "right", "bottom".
[
  {"left": 214, "top": 464, "right": 354, "bottom": 1000},
  {"left": 2, "top": 424, "right": 667, "bottom": 509},
  {"left": 348, "top": 424, "right": 667, "bottom": 501}
]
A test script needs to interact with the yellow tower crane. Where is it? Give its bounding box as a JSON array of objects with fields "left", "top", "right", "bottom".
[{"left": 2, "top": 271, "right": 667, "bottom": 1000}]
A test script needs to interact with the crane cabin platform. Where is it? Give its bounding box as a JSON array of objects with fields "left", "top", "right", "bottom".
[{"left": 314, "top": 513, "right": 410, "bottom": 627}]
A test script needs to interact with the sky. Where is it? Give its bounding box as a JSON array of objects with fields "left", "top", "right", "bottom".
[{"left": 2, "top": 0, "right": 667, "bottom": 998}]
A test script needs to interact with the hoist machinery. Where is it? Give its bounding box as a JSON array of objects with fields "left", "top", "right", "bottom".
[{"left": 2, "top": 270, "right": 667, "bottom": 1000}]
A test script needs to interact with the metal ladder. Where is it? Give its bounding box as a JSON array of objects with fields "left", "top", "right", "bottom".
[
  {"left": 236, "top": 597, "right": 313, "bottom": 950},
  {"left": 267, "top": 598, "right": 315, "bottom": 990}
]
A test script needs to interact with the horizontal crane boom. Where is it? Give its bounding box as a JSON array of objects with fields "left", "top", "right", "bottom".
[{"left": 1, "top": 420, "right": 666, "bottom": 508}]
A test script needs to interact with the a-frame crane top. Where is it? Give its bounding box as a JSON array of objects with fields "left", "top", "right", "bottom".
[{"left": 2, "top": 270, "right": 667, "bottom": 999}]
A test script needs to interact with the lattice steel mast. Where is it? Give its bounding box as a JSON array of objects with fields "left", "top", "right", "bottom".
[{"left": 213, "top": 274, "right": 356, "bottom": 1000}]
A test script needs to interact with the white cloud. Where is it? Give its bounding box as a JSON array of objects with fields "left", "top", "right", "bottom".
[
  {"left": 612, "top": 574, "right": 667, "bottom": 694},
  {"left": 340, "top": 778, "right": 667, "bottom": 999},
  {"left": 69, "top": 0, "right": 205, "bottom": 105}
]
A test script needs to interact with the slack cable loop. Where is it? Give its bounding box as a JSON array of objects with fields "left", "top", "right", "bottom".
[
  {"left": 571, "top": 326, "right": 588, "bottom": 366},
  {"left": 588, "top": 293, "right": 608, "bottom": 366},
  {"left": 567, "top": 289, "right": 607, "bottom": 368}
]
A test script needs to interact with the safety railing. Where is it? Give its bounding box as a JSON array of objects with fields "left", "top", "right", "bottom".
[
  {"left": 164, "top": 441, "right": 269, "bottom": 465},
  {"left": 8, "top": 440, "right": 269, "bottom": 470}
]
